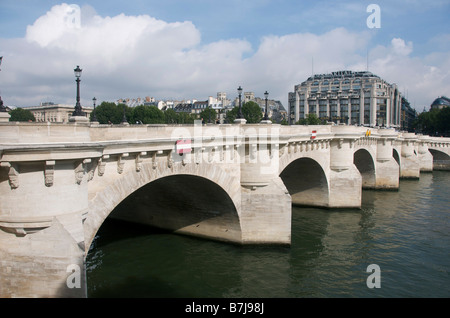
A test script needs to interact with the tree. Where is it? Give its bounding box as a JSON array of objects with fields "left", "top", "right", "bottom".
[
  {"left": 296, "top": 113, "right": 322, "bottom": 125},
  {"left": 92, "top": 102, "right": 124, "bottom": 124},
  {"left": 242, "top": 101, "right": 263, "bottom": 123},
  {"left": 131, "top": 105, "right": 164, "bottom": 124},
  {"left": 164, "top": 108, "right": 178, "bottom": 124},
  {"left": 436, "top": 107, "right": 450, "bottom": 136},
  {"left": 225, "top": 101, "right": 263, "bottom": 123},
  {"left": 9, "top": 108, "right": 35, "bottom": 122},
  {"left": 175, "top": 112, "right": 196, "bottom": 124},
  {"left": 413, "top": 107, "right": 450, "bottom": 136},
  {"left": 199, "top": 107, "right": 217, "bottom": 123}
]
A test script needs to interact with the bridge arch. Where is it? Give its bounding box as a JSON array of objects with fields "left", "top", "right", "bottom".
[
  {"left": 84, "top": 161, "right": 242, "bottom": 253},
  {"left": 353, "top": 149, "right": 376, "bottom": 189},
  {"left": 429, "top": 148, "right": 450, "bottom": 170},
  {"left": 280, "top": 157, "right": 329, "bottom": 207},
  {"left": 428, "top": 148, "right": 450, "bottom": 161}
]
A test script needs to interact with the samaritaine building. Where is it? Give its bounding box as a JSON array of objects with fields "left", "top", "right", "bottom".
[{"left": 288, "top": 70, "right": 402, "bottom": 127}]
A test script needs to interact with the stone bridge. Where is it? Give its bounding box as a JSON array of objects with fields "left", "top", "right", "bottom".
[{"left": 0, "top": 121, "right": 449, "bottom": 297}]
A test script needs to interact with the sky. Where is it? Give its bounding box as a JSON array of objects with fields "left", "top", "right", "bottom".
[{"left": 0, "top": 0, "right": 449, "bottom": 111}]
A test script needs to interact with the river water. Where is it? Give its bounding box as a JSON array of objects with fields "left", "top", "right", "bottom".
[{"left": 86, "top": 171, "right": 449, "bottom": 298}]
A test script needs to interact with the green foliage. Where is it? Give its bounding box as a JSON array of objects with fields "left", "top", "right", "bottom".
[
  {"left": 243, "top": 101, "right": 263, "bottom": 123},
  {"left": 175, "top": 112, "right": 196, "bottom": 124},
  {"left": 295, "top": 113, "right": 322, "bottom": 125},
  {"left": 131, "top": 105, "right": 164, "bottom": 124},
  {"left": 413, "top": 107, "right": 450, "bottom": 136},
  {"left": 9, "top": 108, "right": 36, "bottom": 122},
  {"left": 225, "top": 101, "right": 263, "bottom": 123},
  {"left": 199, "top": 107, "right": 217, "bottom": 123},
  {"left": 164, "top": 108, "right": 178, "bottom": 124},
  {"left": 91, "top": 102, "right": 127, "bottom": 124}
]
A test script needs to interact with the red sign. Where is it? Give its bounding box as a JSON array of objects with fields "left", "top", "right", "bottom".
[
  {"left": 311, "top": 130, "right": 317, "bottom": 140},
  {"left": 176, "top": 139, "right": 192, "bottom": 154}
]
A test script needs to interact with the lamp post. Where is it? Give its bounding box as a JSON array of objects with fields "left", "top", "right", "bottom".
[
  {"left": 237, "top": 86, "right": 243, "bottom": 119},
  {"left": 263, "top": 91, "right": 269, "bottom": 120},
  {"left": 72, "top": 65, "right": 85, "bottom": 117},
  {"left": 121, "top": 103, "right": 128, "bottom": 124},
  {"left": 0, "top": 56, "right": 6, "bottom": 113},
  {"left": 92, "top": 97, "right": 98, "bottom": 122}
]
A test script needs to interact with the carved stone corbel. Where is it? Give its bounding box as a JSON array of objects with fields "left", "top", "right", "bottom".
[
  {"left": 220, "top": 146, "right": 225, "bottom": 162},
  {"left": 229, "top": 145, "right": 235, "bottom": 161},
  {"left": 87, "top": 159, "right": 97, "bottom": 181},
  {"left": 167, "top": 150, "right": 174, "bottom": 169},
  {"left": 135, "top": 152, "right": 146, "bottom": 172},
  {"left": 98, "top": 155, "right": 109, "bottom": 176},
  {"left": 44, "top": 161, "right": 55, "bottom": 187},
  {"left": 1, "top": 162, "right": 19, "bottom": 189},
  {"left": 250, "top": 144, "right": 257, "bottom": 161},
  {"left": 194, "top": 148, "right": 201, "bottom": 165},
  {"left": 279, "top": 144, "right": 285, "bottom": 157},
  {"left": 117, "top": 153, "right": 128, "bottom": 174},
  {"left": 74, "top": 161, "right": 84, "bottom": 185},
  {"left": 152, "top": 152, "right": 157, "bottom": 169}
]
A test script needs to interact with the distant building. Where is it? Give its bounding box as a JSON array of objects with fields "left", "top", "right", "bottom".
[
  {"left": 24, "top": 102, "right": 92, "bottom": 123},
  {"left": 288, "top": 70, "right": 402, "bottom": 127},
  {"left": 400, "top": 97, "right": 417, "bottom": 132},
  {"left": 430, "top": 96, "right": 450, "bottom": 110},
  {"left": 232, "top": 91, "right": 287, "bottom": 122}
]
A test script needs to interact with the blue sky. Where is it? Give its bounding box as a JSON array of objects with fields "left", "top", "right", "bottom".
[{"left": 0, "top": 0, "right": 449, "bottom": 109}]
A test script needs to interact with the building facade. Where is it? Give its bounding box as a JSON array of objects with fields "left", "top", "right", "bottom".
[
  {"left": 25, "top": 103, "right": 92, "bottom": 123},
  {"left": 400, "top": 97, "right": 417, "bottom": 132},
  {"left": 288, "top": 70, "right": 402, "bottom": 127},
  {"left": 430, "top": 96, "right": 450, "bottom": 110}
]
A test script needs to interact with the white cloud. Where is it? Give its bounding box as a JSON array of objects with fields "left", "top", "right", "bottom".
[
  {"left": 0, "top": 3, "right": 449, "bottom": 111},
  {"left": 26, "top": 3, "right": 82, "bottom": 47},
  {"left": 390, "top": 38, "right": 413, "bottom": 56}
]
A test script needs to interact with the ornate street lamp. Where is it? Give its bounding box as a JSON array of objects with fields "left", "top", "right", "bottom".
[
  {"left": 92, "top": 97, "right": 97, "bottom": 122},
  {"left": 121, "top": 103, "right": 128, "bottom": 124},
  {"left": 263, "top": 91, "right": 269, "bottom": 120},
  {"left": 237, "top": 86, "right": 243, "bottom": 119},
  {"left": 0, "top": 56, "right": 6, "bottom": 112},
  {"left": 72, "top": 65, "right": 85, "bottom": 116}
]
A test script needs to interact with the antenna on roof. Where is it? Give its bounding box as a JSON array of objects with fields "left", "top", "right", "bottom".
[
  {"left": 366, "top": 49, "right": 369, "bottom": 72},
  {"left": 312, "top": 57, "right": 314, "bottom": 77}
]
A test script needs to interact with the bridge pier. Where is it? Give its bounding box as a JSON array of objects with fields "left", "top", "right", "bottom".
[
  {"left": 0, "top": 159, "right": 88, "bottom": 297},
  {"left": 374, "top": 136, "right": 399, "bottom": 190},
  {"left": 239, "top": 129, "right": 292, "bottom": 245},
  {"left": 400, "top": 134, "right": 420, "bottom": 179},
  {"left": 329, "top": 137, "right": 361, "bottom": 208},
  {"left": 417, "top": 137, "right": 433, "bottom": 172},
  {"left": 240, "top": 177, "right": 292, "bottom": 245}
]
